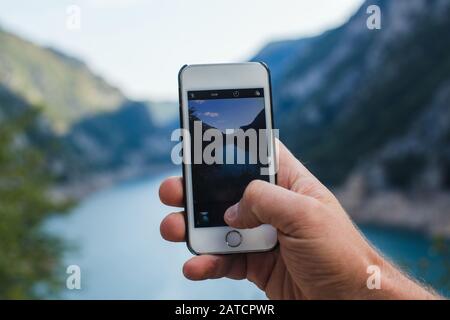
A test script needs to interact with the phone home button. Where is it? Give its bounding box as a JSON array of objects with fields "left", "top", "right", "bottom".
[{"left": 225, "top": 230, "right": 242, "bottom": 248}]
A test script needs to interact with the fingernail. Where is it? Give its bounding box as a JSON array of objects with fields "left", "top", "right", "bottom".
[{"left": 224, "top": 204, "right": 238, "bottom": 222}]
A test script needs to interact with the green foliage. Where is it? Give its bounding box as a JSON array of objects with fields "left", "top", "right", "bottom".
[{"left": 0, "top": 108, "right": 68, "bottom": 299}]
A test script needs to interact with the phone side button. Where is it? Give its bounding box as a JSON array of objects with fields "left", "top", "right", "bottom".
[{"left": 225, "top": 230, "right": 242, "bottom": 248}]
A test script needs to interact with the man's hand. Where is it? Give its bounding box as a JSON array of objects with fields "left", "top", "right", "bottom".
[{"left": 159, "top": 141, "right": 438, "bottom": 299}]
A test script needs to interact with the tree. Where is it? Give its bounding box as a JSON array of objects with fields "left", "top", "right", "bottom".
[{"left": 0, "top": 106, "right": 68, "bottom": 298}]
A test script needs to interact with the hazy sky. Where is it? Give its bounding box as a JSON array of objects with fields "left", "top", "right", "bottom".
[{"left": 0, "top": 0, "right": 363, "bottom": 101}]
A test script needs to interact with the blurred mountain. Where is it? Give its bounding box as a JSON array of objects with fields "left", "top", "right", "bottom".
[
  {"left": 254, "top": 0, "right": 450, "bottom": 235},
  {"left": 252, "top": 37, "right": 315, "bottom": 84},
  {"left": 0, "top": 28, "right": 126, "bottom": 133},
  {"left": 59, "top": 100, "right": 174, "bottom": 187},
  {"left": 0, "top": 84, "right": 56, "bottom": 151},
  {"left": 0, "top": 27, "right": 175, "bottom": 197}
]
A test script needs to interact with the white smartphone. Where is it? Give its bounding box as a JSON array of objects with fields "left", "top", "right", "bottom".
[{"left": 178, "top": 62, "right": 278, "bottom": 255}]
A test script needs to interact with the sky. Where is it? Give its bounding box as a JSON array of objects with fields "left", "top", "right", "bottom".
[
  {"left": 0, "top": 0, "right": 364, "bottom": 101},
  {"left": 190, "top": 97, "right": 265, "bottom": 132}
]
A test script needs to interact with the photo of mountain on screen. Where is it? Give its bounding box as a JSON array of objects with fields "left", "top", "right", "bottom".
[{"left": 185, "top": 88, "right": 274, "bottom": 227}]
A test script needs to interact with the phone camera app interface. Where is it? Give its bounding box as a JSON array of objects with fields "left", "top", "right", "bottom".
[{"left": 188, "top": 88, "right": 270, "bottom": 228}]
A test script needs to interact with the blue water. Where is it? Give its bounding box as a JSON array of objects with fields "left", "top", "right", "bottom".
[{"left": 46, "top": 170, "right": 449, "bottom": 299}]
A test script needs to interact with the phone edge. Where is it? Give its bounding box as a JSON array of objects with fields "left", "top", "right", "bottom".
[
  {"left": 256, "top": 61, "right": 279, "bottom": 254},
  {"left": 178, "top": 64, "right": 201, "bottom": 256}
]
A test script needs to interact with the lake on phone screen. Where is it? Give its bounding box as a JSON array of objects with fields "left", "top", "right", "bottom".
[{"left": 45, "top": 169, "right": 449, "bottom": 299}]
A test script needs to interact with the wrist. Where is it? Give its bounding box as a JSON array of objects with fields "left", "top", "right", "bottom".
[{"left": 354, "top": 249, "right": 440, "bottom": 300}]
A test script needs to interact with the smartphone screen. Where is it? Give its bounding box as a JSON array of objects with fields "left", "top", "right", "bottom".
[{"left": 188, "top": 88, "right": 270, "bottom": 228}]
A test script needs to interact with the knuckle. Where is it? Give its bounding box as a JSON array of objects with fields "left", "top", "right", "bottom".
[
  {"left": 304, "top": 197, "right": 323, "bottom": 215},
  {"left": 243, "top": 180, "right": 264, "bottom": 204}
]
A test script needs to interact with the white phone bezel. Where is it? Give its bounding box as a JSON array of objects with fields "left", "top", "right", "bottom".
[{"left": 179, "top": 62, "right": 278, "bottom": 255}]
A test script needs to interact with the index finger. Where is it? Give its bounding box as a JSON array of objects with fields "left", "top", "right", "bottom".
[{"left": 159, "top": 176, "right": 184, "bottom": 207}]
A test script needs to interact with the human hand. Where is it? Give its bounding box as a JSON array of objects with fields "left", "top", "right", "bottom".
[{"left": 159, "top": 141, "right": 438, "bottom": 299}]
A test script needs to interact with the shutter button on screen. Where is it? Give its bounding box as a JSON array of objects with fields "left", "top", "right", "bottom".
[{"left": 225, "top": 230, "right": 242, "bottom": 248}]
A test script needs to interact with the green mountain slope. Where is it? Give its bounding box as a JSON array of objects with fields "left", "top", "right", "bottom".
[
  {"left": 0, "top": 28, "right": 125, "bottom": 132},
  {"left": 0, "top": 26, "right": 177, "bottom": 192}
]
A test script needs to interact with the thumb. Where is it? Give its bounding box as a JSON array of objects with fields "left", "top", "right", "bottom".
[{"left": 224, "top": 180, "right": 319, "bottom": 234}]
